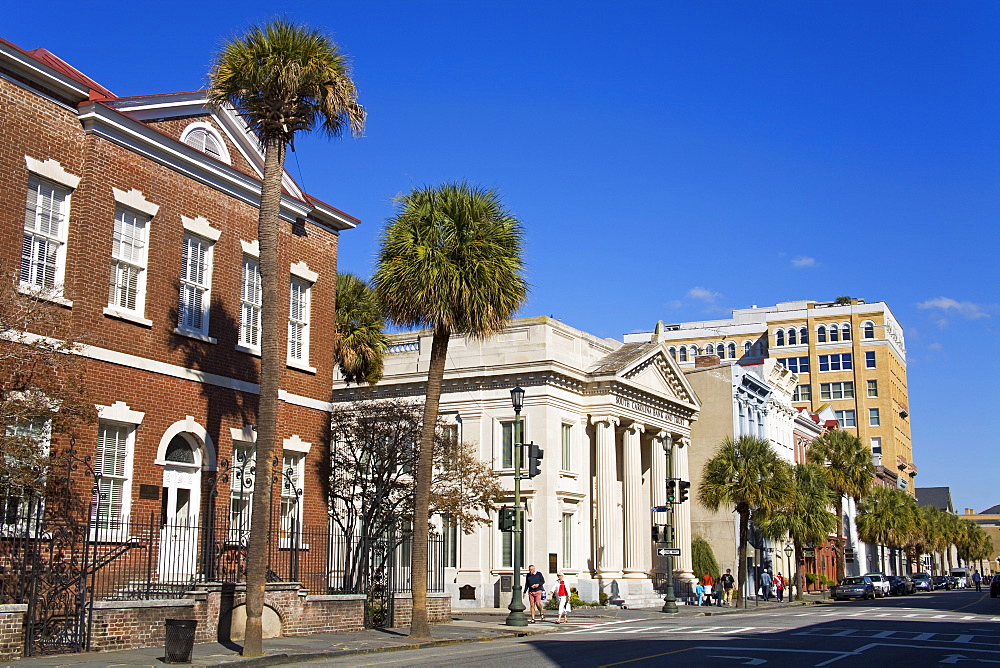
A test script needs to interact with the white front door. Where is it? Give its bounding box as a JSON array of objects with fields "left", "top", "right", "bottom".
[{"left": 159, "top": 459, "right": 201, "bottom": 582}]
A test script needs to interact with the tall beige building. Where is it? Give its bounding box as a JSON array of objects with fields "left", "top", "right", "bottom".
[{"left": 625, "top": 298, "right": 916, "bottom": 490}]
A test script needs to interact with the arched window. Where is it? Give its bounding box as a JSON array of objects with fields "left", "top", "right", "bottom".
[
  {"left": 829, "top": 325, "right": 839, "bottom": 342},
  {"left": 705, "top": 344, "right": 714, "bottom": 355},
  {"left": 716, "top": 343, "right": 725, "bottom": 359},
  {"left": 863, "top": 321, "right": 875, "bottom": 339},
  {"left": 668, "top": 347, "right": 677, "bottom": 360},
  {"left": 841, "top": 324, "right": 851, "bottom": 341},
  {"left": 787, "top": 328, "right": 797, "bottom": 345},
  {"left": 817, "top": 325, "right": 827, "bottom": 343},
  {"left": 800, "top": 327, "right": 808, "bottom": 344},
  {"left": 728, "top": 342, "right": 737, "bottom": 358},
  {"left": 679, "top": 347, "right": 688, "bottom": 362},
  {"left": 181, "top": 123, "right": 231, "bottom": 164},
  {"left": 744, "top": 341, "right": 752, "bottom": 355},
  {"left": 690, "top": 345, "right": 698, "bottom": 359},
  {"left": 753, "top": 342, "right": 763, "bottom": 356},
  {"left": 776, "top": 330, "right": 785, "bottom": 346}
]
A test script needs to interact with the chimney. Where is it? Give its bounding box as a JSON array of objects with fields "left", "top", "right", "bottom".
[
  {"left": 695, "top": 355, "right": 721, "bottom": 368},
  {"left": 966, "top": 508, "right": 975, "bottom": 516}
]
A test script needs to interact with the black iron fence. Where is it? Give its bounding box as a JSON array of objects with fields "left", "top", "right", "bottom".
[{"left": 1, "top": 512, "right": 445, "bottom": 604}]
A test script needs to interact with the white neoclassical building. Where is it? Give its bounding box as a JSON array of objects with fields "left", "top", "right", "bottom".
[{"left": 332, "top": 317, "right": 701, "bottom": 609}]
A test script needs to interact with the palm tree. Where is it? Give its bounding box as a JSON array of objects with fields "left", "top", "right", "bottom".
[
  {"left": 755, "top": 462, "right": 837, "bottom": 600},
  {"left": 333, "top": 273, "right": 388, "bottom": 385},
  {"left": 698, "top": 435, "right": 793, "bottom": 604},
  {"left": 208, "top": 20, "right": 364, "bottom": 656},
  {"left": 807, "top": 430, "right": 874, "bottom": 581},
  {"left": 373, "top": 182, "right": 527, "bottom": 638},
  {"left": 856, "top": 486, "right": 916, "bottom": 574}
]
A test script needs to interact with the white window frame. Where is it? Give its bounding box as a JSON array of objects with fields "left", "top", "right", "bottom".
[
  {"left": 834, "top": 409, "right": 856, "bottom": 428},
  {"left": 180, "top": 122, "right": 231, "bottom": 164},
  {"left": 867, "top": 380, "right": 878, "bottom": 398},
  {"left": 175, "top": 216, "right": 220, "bottom": 342},
  {"left": 177, "top": 233, "right": 214, "bottom": 339},
  {"left": 560, "top": 423, "right": 572, "bottom": 472},
  {"left": 238, "top": 253, "right": 262, "bottom": 353},
  {"left": 2, "top": 419, "right": 51, "bottom": 530},
  {"left": 562, "top": 512, "right": 573, "bottom": 570},
  {"left": 869, "top": 408, "right": 880, "bottom": 427},
  {"left": 91, "top": 402, "right": 143, "bottom": 540},
  {"left": 104, "top": 190, "right": 157, "bottom": 327},
  {"left": 22, "top": 177, "right": 71, "bottom": 298},
  {"left": 792, "top": 384, "right": 811, "bottom": 402},
  {"left": 287, "top": 272, "right": 314, "bottom": 371},
  {"left": 442, "top": 514, "right": 459, "bottom": 569},
  {"left": 229, "top": 428, "right": 257, "bottom": 545},
  {"left": 819, "top": 353, "right": 853, "bottom": 372},
  {"left": 820, "top": 381, "right": 855, "bottom": 401},
  {"left": 500, "top": 419, "right": 525, "bottom": 470},
  {"left": 865, "top": 351, "right": 877, "bottom": 369},
  {"left": 21, "top": 158, "right": 80, "bottom": 306},
  {"left": 279, "top": 450, "right": 305, "bottom": 548}
]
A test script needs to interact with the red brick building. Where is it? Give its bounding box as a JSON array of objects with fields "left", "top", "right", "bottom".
[{"left": 1, "top": 38, "right": 353, "bottom": 561}]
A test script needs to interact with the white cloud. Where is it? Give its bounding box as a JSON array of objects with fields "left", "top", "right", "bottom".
[
  {"left": 791, "top": 256, "right": 816, "bottom": 268},
  {"left": 928, "top": 342, "right": 943, "bottom": 351},
  {"left": 665, "top": 299, "right": 684, "bottom": 309},
  {"left": 687, "top": 286, "right": 722, "bottom": 303},
  {"left": 916, "top": 297, "right": 989, "bottom": 320}
]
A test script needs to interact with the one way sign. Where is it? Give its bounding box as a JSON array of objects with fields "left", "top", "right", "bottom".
[{"left": 656, "top": 548, "right": 681, "bottom": 557}]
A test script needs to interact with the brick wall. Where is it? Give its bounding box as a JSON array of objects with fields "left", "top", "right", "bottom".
[
  {"left": 390, "top": 592, "right": 452, "bottom": 628},
  {"left": 0, "top": 605, "right": 26, "bottom": 661}
]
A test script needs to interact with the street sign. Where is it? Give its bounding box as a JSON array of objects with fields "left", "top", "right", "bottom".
[
  {"left": 657, "top": 548, "right": 681, "bottom": 557},
  {"left": 651, "top": 506, "right": 668, "bottom": 513}
]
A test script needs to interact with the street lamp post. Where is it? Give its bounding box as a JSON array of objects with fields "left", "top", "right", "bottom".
[
  {"left": 784, "top": 543, "right": 794, "bottom": 601},
  {"left": 505, "top": 386, "right": 528, "bottom": 627},
  {"left": 661, "top": 437, "right": 678, "bottom": 614}
]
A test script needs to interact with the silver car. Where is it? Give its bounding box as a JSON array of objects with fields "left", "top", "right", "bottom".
[{"left": 831, "top": 576, "right": 876, "bottom": 601}]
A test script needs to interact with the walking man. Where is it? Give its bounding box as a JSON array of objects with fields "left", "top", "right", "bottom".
[
  {"left": 760, "top": 569, "right": 773, "bottom": 601},
  {"left": 720, "top": 568, "right": 736, "bottom": 606},
  {"left": 523, "top": 565, "right": 546, "bottom": 623},
  {"left": 972, "top": 569, "right": 982, "bottom": 593}
]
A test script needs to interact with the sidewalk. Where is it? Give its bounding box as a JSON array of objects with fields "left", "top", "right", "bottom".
[{"left": 5, "top": 596, "right": 826, "bottom": 667}]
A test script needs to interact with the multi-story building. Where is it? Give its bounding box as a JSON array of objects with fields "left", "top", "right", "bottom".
[
  {"left": 332, "top": 317, "right": 701, "bottom": 609},
  {"left": 1, "top": 38, "right": 354, "bottom": 558},
  {"left": 625, "top": 298, "right": 916, "bottom": 490}
]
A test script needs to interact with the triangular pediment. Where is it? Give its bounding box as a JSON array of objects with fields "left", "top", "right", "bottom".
[{"left": 591, "top": 343, "right": 698, "bottom": 408}]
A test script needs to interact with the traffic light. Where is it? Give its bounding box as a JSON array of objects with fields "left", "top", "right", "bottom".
[
  {"left": 499, "top": 506, "right": 517, "bottom": 532},
  {"left": 527, "top": 443, "right": 544, "bottom": 478},
  {"left": 678, "top": 480, "right": 691, "bottom": 503},
  {"left": 666, "top": 478, "right": 677, "bottom": 503}
]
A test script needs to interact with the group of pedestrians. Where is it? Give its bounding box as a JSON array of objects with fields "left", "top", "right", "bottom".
[
  {"left": 695, "top": 567, "right": 789, "bottom": 605},
  {"left": 522, "top": 565, "right": 572, "bottom": 624}
]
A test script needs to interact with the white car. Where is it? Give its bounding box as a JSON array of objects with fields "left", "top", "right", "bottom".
[{"left": 864, "top": 572, "right": 891, "bottom": 598}]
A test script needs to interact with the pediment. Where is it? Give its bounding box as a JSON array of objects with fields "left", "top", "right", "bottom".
[{"left": 591, "top": 343, "right": 697, "bottom": 407}]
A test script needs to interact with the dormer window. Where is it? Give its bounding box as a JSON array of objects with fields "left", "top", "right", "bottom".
[{"left": 181, "top": 123, "right": 230, "bottom": 164}]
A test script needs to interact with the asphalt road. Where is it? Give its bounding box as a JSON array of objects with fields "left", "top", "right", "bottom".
[{"left": 292, "top": 588, "right": 1000, "bottom": 667}]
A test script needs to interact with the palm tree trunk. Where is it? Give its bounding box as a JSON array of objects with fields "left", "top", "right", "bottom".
[
  {"left": 737, "top": 505, "right": 749, "bottom": 604},
  {"left": 409, "top": 326, "right": 450, "bottom": 639},
  {"left": 794, "top": 540, "right": 805, "bottom": 601},
  {"left": 243, "top": 136, "right": 286, "bottom": 657},
  {"left": 834, "top": 497, "right": 846, "bottom": 582}
]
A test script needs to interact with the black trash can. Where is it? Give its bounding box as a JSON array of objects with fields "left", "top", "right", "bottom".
[{"left": 164, "top": 618, "right": 197, "bottom": 663}]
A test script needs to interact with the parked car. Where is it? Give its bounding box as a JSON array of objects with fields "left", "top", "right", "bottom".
[
  {"left": 887, "top": 575, "right": 916, "bottom": 596},
  {"left": 912, "top": 572, "right": 935, "bottom": 592},
  {"left": 932, "top": 575, "right": 953, "bottom": 590},
  {"left": 947, "top": 576, "right": 963, "bottom": 589},
  {"left": 864, "top": 573, "right": 891, "bottom": 598},
  {"left": 831, "top": 576, "right": 876, "bottom": 601},
  {"left": 991, "top": 575, "right": 1000, "bottom": 598}
]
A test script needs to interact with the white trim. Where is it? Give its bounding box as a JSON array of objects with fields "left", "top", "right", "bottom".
[
  {"left": 181, "top": 215, "right": 222, "bottom": 242},
  {"left": 103, "top": 306, "right": 153, "bottom": 327},
  {"left": 4, "top": 329, "right": 334, "bottom": 412},
  {"left": 154, "top": 416, "right": 217, "bottom": 471},
  {"left": 235, "top": 343, "right": 261, "bottom": 357},
  {"left": 16, "top": 284, "right": 73, "bottom": 308},
  {"left": 97, "top": 401, "right": 145, "bottom": 425},
  {"left": 24, "top": 156, "right": 81, "bottom": 189},
  {"left": 179, "top": 122, "right": 232, "bottom": 165},
  {"left": 172, "top": 327, "right": 217, "bottom": 344},
  {"left": 241, "top": 239, "right": 259, "bottom": 258},
  {"left": 290, "top": 261, "right": 318, "bottom": 283},
  {"left": 287, "top": 360, "right": 317, "bottom": 374},
  {"left": 112, "top": 187, "right": 159, "bottom": 217},
  {"left": 282, "top": 435, "right": 312, "bottom": 454},
  {"left": 0, "top": 41, "right": 90, "bottom": 101},
  {"left": 230, "top": 425, "right": 257, "bottom": 443}
]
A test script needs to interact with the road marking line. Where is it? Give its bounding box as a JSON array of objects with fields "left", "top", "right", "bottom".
[{"left": 598, "top": 646, "right": 695, "bottom": 667}]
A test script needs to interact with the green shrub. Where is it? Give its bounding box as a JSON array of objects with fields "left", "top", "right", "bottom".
[
  {"left": 599, "top": 592, "right": 609, "bottom": 606},
  {"left": 691, "top": 535, "right": 720, "bottom": 582}
]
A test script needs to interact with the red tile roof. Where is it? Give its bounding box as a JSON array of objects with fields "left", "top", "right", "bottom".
[{"left": 25, "top": 47, "right": 116, "bottom": 100}]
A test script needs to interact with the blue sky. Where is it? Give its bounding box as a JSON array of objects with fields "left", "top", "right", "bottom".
[{"left": 6, "top": 1, "right": 998, "bottom": 513}]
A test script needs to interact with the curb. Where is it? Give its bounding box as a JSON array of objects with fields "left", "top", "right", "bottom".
[{"left": 203, "top": 627, "right": 555, "bottom": 667}]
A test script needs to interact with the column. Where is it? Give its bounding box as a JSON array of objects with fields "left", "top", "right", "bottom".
[
  {"left": 592, "top": 416, "right": 622, "bottom": 579},
  {"left": 623, "top": 423, "right": 647, "bottom": 577},
  {"left": 651, "top": 432, "right": 668, "bottom": 508},
  {"left": 674, "top": 437, "right": 696, "bottom": 582}
]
